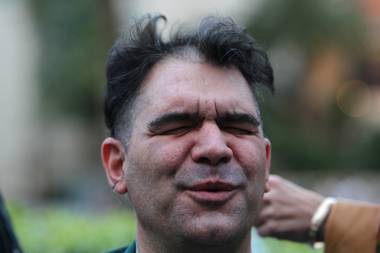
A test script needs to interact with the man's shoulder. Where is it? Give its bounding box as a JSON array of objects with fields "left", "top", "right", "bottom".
[{"left": 105, "top": 241, "right": 136, "bottom": 253}]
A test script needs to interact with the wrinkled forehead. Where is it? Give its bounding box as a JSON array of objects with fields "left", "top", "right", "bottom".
[{"left": 135, "top": 58, "right": 259, "bottom": 118}]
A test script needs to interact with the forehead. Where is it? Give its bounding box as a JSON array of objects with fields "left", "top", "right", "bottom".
[{"left": 136, "top": 58, "right": 258, "bottom": 116}]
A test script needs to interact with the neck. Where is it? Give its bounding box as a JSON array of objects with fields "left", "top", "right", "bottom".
[{"left": 136, "top": 224, "right": 252, "bottom": 253}]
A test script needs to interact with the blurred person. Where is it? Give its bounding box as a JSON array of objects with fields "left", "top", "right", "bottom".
[
  {"left": 257, "top": 175, "right": 380, "bottom": 253},
  {"left": 0, "top": 194, "right": 22, "bottom": 253},
  {"left": 101, "top": 14, "right": 273, "bottom": 253}
]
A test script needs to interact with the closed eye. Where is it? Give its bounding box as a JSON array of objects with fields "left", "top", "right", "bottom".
[
  {"left": 148, "top": 112, "right": 200, "bottom": 136},
  {"left": 222, "top": 126, "right": 257, "bottom": 135},
  {"left": 216, "top": 112, "right": 260, "bottom": 136},
  {"left": 157, "top": 124, "right": 194, "bottom": 135}
]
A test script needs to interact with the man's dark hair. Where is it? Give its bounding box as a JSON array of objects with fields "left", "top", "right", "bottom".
[{"left": 105, "top": 14, "right": 274, "bottom": 140}]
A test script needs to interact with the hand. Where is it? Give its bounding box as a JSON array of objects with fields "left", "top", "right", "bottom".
[{"left": 256, "top": 175, "right": 324, "bottom": 242}]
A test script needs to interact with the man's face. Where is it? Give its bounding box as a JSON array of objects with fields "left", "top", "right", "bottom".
[{"left": 111, "top": 58, "right": 270, "bottom": 244}]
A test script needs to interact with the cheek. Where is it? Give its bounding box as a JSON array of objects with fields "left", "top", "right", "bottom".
[
  {"left": 230, "top": 138, "right": 268, "bottom": 177},
  {"left": 144, "top": 136, "right": 193, "bottom": 173},
  {"left": 229, "top": 138, "right": 268, "bottom": 222}
]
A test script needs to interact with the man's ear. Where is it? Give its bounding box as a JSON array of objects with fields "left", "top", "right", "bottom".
[
  {"left": 264, "top": 138, "right": 271, "bottom": 192},
  {"left": 101, "top": 137, "right": 128, "bottom": 194}
]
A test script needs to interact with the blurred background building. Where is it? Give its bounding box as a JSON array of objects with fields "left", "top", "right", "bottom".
[{"left": 1, "top": 0, "right": 379, "bottom": 207}]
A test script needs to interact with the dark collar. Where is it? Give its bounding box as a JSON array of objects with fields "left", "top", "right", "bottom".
[{"left": 124, "top": 241, "right": 136, "bottom": 253}]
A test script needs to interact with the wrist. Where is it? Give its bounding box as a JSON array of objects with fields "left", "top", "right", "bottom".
[{"left": 309, "top": 197, "right": 336, "bottom": 247}]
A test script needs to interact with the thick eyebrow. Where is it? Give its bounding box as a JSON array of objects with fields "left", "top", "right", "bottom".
[
  {"left": 216, "top": 112, "right": 261, "bottom": 128},
  {"left": 148, "top": 112, "right": 199, "bottom": 130}
]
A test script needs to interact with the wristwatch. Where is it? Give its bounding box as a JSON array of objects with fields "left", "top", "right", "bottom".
[{"left": 309, "top": 197, "right": 337, "bottom": 248}]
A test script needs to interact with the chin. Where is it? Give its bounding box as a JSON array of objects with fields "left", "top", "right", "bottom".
[{"left": 179, "top": 213, "right": 248, "bottom": 246}]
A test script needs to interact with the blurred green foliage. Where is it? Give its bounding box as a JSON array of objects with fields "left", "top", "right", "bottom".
[
  {"left": 248, "top": 0, "right": 380, "bottom": 172},
  {"left": 249, "top": 0, "right": 366, "bottom": 54},
  {"left": 10, "top": 204, "right": 136, "bottom": 253},
  {"left": 260, "top": 99, "right": 340, "bottom": 171},
  {"left": 8, "top": 204, "right": 321, "bottom": 253},
  {"left": 30, "top": 0, "right": 114, "bottom": 121},
  {"left": 261, "top": 237, "right": 322, "bottom": 253}
]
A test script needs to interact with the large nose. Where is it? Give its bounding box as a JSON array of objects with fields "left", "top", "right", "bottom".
[{"left": 191, "top": 121, "right": 233, "bottom": 165}]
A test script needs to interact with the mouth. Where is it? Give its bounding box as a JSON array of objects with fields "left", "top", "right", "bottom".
[{"left": 185, "top": 180, "right": 238, "bottom": 205}]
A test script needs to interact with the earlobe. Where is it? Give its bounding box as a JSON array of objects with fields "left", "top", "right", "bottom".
[{"left": 101, "top": 137, "right": 129, "bottom": 194}]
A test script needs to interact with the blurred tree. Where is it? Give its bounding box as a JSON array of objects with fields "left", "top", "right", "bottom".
[
  {"left": 246, "top": 0, "right": 372, "bottom": 171},
  {"left": 248, "top": 0, "right": 365, "bottom": 54},
  {"left": 29, "top": 0, "right": 115, "bottom": 122},
  {"left": 24, "top": 0, "right": 118, "bottom": 200}
]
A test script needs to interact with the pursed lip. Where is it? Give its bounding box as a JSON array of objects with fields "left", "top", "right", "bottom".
[{"left": 184, "top": 180, "right": 239, "bottom": 205}]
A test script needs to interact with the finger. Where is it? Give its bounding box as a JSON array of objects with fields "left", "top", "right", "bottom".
[
  {"left": 257, "top": 219, "right": 310, "bottom": 242},
  {"left": 256, "top": 205, "right": 276, "bottom": 227},
  {"left": 267, "top": 174, "right": 283, "bottom": 188},
  {"left": 259, "top": 205, "right": 274, "bottom": 220},
  {"left": 262, "top": 193, "right": 272, "bottom": 204},
  {"left": 256, "top": 220, "right": 275, "bottom": 237},
  {"left": 262, "top": 187, "right": 278, "bottom": 203}
]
